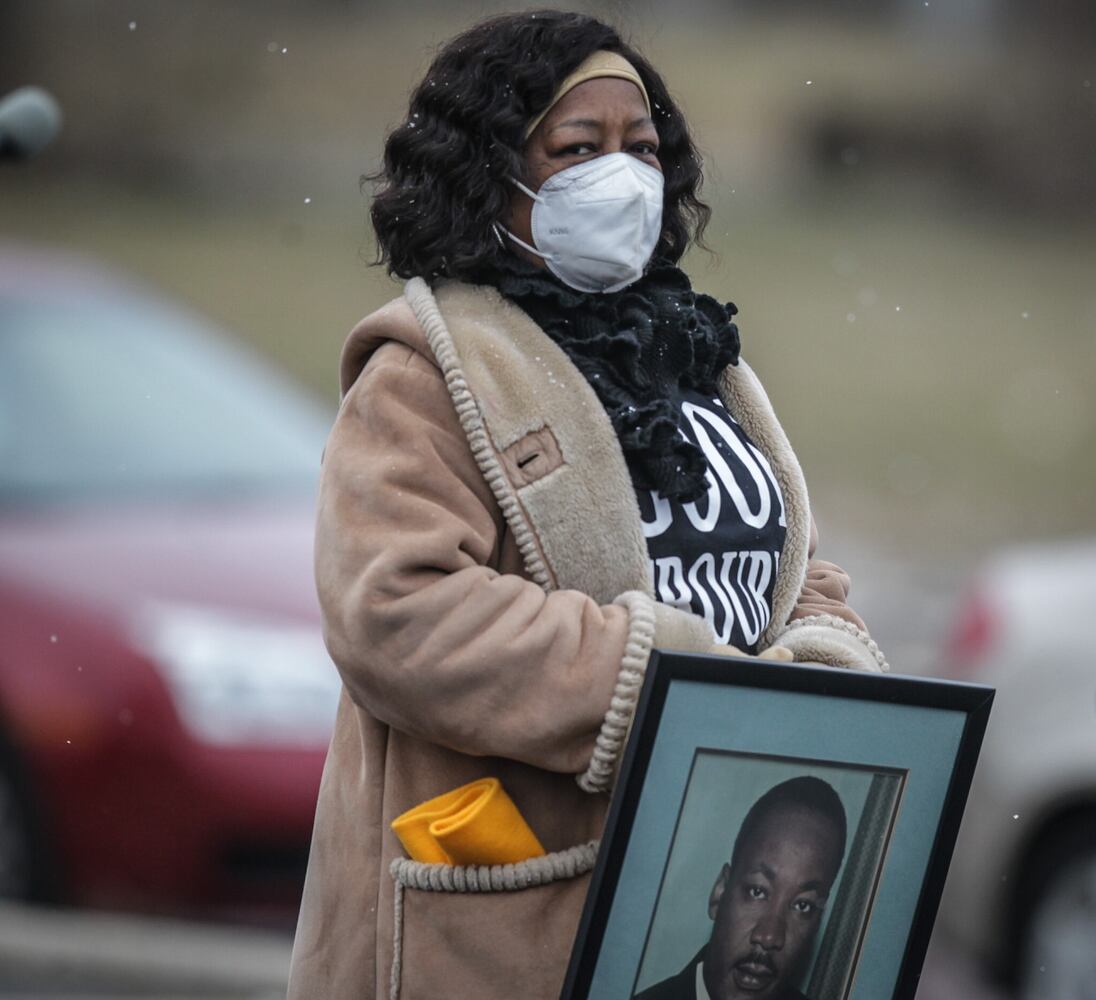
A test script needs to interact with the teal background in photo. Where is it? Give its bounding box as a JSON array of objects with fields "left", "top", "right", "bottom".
[
  {"left": 633, "top": 754, "right": 879, "bottom": 994},
  {"left": 588, "top": 680, "right": 968, "bottom": 999}
]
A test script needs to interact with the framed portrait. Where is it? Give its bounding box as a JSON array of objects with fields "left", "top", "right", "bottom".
[{"left": 562, "top": 653, "right": 993, "bottom": 1000}]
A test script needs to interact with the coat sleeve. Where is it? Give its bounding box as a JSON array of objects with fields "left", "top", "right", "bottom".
[
  {"left": 771, "top": 519, "right": 889, "bottom": 672},
  {"left": 314, "top": 343, "right": 714, "bottom": 779}
]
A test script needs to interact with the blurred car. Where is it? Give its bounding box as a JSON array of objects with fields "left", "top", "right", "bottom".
[
  {"left": 0, "top": 243, "right": 341, "bottom": 919},
  {"left": 935, "top": 537, "right": 1096, "bottom": 1000}
]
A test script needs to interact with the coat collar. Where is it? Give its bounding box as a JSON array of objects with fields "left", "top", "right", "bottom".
[{"left": 403, "top": 277, "right": 810, "bottom": 648}]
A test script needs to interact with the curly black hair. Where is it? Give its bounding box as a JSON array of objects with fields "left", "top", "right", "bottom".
[{"left": 368, "top": 9, "right": 711, "bottom": 282}]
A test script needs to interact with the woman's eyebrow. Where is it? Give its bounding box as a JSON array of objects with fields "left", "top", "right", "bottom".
[
  {"left": 548, "top": 118, "right": 602, "bottom": 133},
  {"left": 548, "top": 116, "right": 654, "bottom": 135}
]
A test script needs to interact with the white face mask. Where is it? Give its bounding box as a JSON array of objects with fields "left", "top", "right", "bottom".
[{"left": 496, "top": 152, "right": 664, "bottom": 294}]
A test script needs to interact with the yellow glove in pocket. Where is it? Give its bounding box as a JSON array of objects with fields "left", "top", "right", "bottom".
[{"left": 391, "top": 778, "right": 546, "bottom": 866}]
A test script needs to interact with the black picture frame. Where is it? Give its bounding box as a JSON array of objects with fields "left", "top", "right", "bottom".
[{"left": 561, "top": 652, "right": 993, "bottom": 1000}]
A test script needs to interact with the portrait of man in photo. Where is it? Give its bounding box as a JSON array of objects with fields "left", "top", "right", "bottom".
[{"left": 635, "top": 776, "right": 847, "bottom": 1000}]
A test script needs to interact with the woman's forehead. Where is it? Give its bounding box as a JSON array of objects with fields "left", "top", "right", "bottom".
[{"left": 538, "top": 77, "right": 652, "bottom": 133}]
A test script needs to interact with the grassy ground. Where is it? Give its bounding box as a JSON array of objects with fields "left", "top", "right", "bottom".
[{"left": 5, "top": 173, "right": 1092, "bottom": 558}]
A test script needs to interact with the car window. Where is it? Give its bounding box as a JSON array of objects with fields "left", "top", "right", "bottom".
[{"left": 0, "top": 296, "right": 332, "bottom": 504}]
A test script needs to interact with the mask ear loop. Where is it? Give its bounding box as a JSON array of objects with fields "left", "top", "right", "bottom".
[
  {"left": 491, "top": 222, "right": 555, "bottom": 263},
  {"left": 509, "top": 176, "right": 541, "bottom": 202},
  {"left": 492, "top": 176, "right": 555, "bottom": 260}
]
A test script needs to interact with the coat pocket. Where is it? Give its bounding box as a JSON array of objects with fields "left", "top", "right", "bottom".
[{"left": 387, "top": 841, "right": 598, "bottom": 1000}]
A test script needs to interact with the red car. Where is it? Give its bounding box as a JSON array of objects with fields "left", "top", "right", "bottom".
[{"left": 0, "top": 244, "right": 339, "bottom": 919}]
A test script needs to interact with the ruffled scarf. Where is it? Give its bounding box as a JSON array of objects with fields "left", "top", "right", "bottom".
[{"left": 474, "top": 256, "right": 741, "bottom": 503}]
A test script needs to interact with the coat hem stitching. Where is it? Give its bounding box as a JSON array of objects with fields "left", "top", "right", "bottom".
[
  {"left": 778, "top": 614, "right": 889, "bottom": 671},
  {"left": 404, "top": 277, "right": 554, "bottom": 592},
  {"left": 576, "top": 591, "right": 657, "bottom": 793},
  {"left": 389, "top": 840, "right": 599, "bottom": 891}
]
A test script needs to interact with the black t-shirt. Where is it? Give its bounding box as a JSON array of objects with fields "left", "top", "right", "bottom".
[{"left": 637, "top": 388, "right": 786, "bottom": 653}]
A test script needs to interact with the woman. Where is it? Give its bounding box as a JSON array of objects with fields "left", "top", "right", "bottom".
[{"left": 288, "top": 11, "right": 887, "bottom": 1000}]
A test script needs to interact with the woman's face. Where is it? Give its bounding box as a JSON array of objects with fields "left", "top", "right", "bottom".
[{"left": 508, "top": 76, "right": 662, "bottom": 268}]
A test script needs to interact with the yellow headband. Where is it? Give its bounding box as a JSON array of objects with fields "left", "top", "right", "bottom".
[{"left": 523, "top": 51, "right": 652, "bottom": 140}]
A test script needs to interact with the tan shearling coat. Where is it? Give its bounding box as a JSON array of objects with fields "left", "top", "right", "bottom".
[{"left": 287, "top": 277, "right": 887, "bottom": 1000}]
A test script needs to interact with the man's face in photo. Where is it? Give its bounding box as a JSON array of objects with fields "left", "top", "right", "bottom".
[{"left": 702, "top": 804, "right": 842, "bottom": 1000}]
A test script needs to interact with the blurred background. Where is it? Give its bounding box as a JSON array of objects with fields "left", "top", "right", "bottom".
[{"left": 0, "top": 1, "right": 1093, "bottom": 997}]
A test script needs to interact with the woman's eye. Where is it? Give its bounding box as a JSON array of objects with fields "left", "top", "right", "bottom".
[
  {"left": 561, "top": 143, "right": 597, "bottom": 156},
  {"left": 745, "top": 885, "right": 767, "bottom": 901},
  {"left": 793, "top": 899, "right": 817, "bottom": 915},
  {"left": 631, "top": 142, "right": 659, "bottom": 156}
]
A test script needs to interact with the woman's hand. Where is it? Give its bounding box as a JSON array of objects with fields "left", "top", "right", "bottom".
[
  {"left": 707, "top": 643, "right": 795, "bottom": 661},
  {"left": 757, "top": 644, "right": 795, "bottom": 661}
]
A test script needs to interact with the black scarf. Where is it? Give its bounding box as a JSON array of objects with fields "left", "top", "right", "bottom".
[{"left": 473, "top": 255, "right": 741, "bottom": 503}]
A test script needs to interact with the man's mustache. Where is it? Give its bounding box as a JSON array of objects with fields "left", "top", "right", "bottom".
[{"left": 735, "top": 950, "right": 778, "bottom": 976}]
